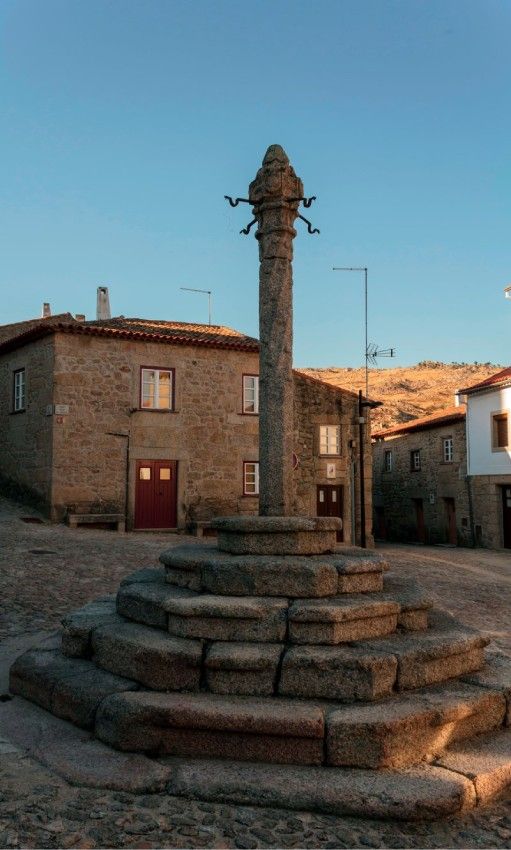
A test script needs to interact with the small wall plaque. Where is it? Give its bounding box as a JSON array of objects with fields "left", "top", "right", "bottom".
[
  {"left": 54, "top": 404, "right": 70, "bottom": 415},
  {"left": 327, "top": 463, "right": 336, "bottom": 479}
]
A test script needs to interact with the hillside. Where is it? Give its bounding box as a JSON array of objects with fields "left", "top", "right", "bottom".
[{"left": 298, "top": 362, "right": 503, "bottom": 431}]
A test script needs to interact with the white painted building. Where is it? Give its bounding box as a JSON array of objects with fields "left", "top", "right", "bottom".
[{"left": 460, "top": 367, "right": 511, "bottom": 549}]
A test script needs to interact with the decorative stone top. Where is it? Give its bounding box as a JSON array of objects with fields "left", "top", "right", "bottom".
[{"left": 249, "top": 144, "right": 304, "bottom": 207}]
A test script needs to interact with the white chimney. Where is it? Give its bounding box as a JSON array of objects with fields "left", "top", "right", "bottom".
[
  {"left": 96, "top": 286, "right": 111, "bottom": 320},
  {"left": 42, "top": 302, "right": 51, "bottom": 318}
]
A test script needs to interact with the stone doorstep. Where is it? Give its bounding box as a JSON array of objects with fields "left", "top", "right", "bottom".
[
  {"left": 95, "top": 691, "right": 325, "bottom": 765},
  {"left": 164, "top": 759, "right": 477, "bottom": 821},
  {"left": 116, "top": 581, "right": 196, "bottom": 630},
  {"left": 326, "top": 682, "right": 507, "bottom": 769},
  {"left": 91, "top": 621, "right": 202, "bottom": 692},
  {"left": 435, "top": 728, "right": 511, "bottom": 804},
  {"left": 9, "top": 649, "right": 139, "bottom": 729}
]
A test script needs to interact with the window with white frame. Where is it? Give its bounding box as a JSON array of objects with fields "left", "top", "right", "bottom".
[
  {"left": 319, "top": 425, "right": 340, "bottom": 456},
  {"left": 243, "top": 461, "right": 259, "bottom": 495},
  {"left": 243, "top": 375, "right": 259, "bottom": 414},
  {"left": 443, "top": 436, "right": 453, "bottom": 463},
  {"left": 384, "top": 449, "right": 392, "bottom": 472},
  {"left": 140, "top": 368, "right": 173, "bottom": 410},
  {"left": 13, "top": 368, "right": 26, "bottom": 412},
  {"left": 410, "top": 449, "right": 421, "bottom": 471}
]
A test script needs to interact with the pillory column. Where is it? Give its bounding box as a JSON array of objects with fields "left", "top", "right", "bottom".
[{"left": 249, "top": 145, "right": 303, "bottom": 516}]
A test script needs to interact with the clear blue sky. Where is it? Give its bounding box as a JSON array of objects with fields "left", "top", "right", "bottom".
[{"left": 1, "top": 0, "right": 509, "bottom": 367}]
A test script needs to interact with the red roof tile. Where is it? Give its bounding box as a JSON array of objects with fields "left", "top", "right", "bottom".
[
  {"left": 372, "top": 404, "right": 466, "bottom": 440},
  {"left": 0, "top": 316, "right": 259, "bottom": 354},
  {"left": 458, "top": 367, "right": 511, "bottom": 395}
]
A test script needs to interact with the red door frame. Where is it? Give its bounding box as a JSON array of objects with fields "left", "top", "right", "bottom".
[{"left": 134, "top": 460, "right": 177, "bottom": 529}]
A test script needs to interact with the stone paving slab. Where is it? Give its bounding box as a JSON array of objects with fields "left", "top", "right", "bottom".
[{"left": 165, "top": 758, "right": 476, "bottom": 821}]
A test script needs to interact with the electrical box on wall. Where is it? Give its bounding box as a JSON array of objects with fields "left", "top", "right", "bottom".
[{"left": 45, "top": 404, "right": 70, "bottom": 416}]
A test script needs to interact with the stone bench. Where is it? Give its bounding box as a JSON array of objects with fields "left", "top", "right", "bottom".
[
  {"left": 67, "top": 513, "right": 125, "bottom": 532},
  {"left": 187, "top": 520, "right": 216, "bottom": 538}
]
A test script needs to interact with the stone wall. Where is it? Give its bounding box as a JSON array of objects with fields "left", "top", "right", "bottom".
[
  {"left": 0, "top": 337, "right": 55, "bottom": 508},
  {"left": 470, "top": 474, "right": 511, "bottom": 549},
  {"left": 0, "top": 331, "right": 372, "bottom": 542},
  {"left": 373, "top": 419, "right": 472, "bottom": 546},
  {"left": 293, "top": 374, "right": 373, "bottom": 546}
]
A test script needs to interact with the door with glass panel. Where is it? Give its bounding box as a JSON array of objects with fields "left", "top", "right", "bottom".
[
  {"left": 316, "top": 485, "right": 344, "bottom": 542},
  {"left": 134, "top": 460, "right": 177, "bottom": 529}
]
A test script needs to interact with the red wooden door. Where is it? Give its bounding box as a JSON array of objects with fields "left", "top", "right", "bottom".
[
  {"left": 444, "top": 498, "right": 457, "bottom": 545},
  {"left": 413, "top": 498, "right": 426, "bottom": 544},
  {"left": 135, "top": 460, "right": 177, "bottom": 529},
  {"left": 317, "top": 485, "right": 344, "bottom": 542},
  {"left": 503, "top": 486, "right": 511, "bottom": 549}
]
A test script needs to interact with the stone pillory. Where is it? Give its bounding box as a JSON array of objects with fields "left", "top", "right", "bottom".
[{"left": 250, "top": 145, "right": 303, "bottom": 517}]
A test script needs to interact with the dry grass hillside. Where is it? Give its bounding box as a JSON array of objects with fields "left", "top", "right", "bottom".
[{"left": 298, "top": 362, "right": 503, "bottom": 431}]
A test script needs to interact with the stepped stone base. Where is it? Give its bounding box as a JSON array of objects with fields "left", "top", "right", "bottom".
[
  {"left": 212, "top": 516, "right": 342, "bottom": 555},
  {"left": 8, "top": 526, "right": 511, "bottom": 820}
]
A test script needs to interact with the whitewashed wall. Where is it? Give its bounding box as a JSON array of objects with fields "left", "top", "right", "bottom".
[{"left": 466, "top": 386, "right": 511, "bottom": 475}]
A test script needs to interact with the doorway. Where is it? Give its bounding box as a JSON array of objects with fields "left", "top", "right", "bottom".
[
  {"left": 503, "top": 486, "right": 511, "bottom": 549},
  {"left": 413, "top": 498, "right": 426, "bottom": 544},
  {"left": 134, "top": 460, "right": 177, "bottom": 529},
  {"left": 443, "top": 497, "right": 457, "bottom": 545},
  {"left": 317, "top": 485, "right": 344, "bottom": 542}
]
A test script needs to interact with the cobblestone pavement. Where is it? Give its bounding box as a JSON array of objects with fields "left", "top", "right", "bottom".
[{"left": 1, "top": 495, "right": 511, "bottom": 848}]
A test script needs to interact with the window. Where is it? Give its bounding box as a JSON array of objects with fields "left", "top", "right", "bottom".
[
  {"left": 383, "top": 450, "right": 392, "bottom": 472},
  {"left": 243, "top": 461, "right": 259, "bottom": 495},
  {"left": 140, "top": 368, "right": 173, "bottom": 410},
  {"left": 243, "top": 375, "right": 259, "bottom": 414},
  {"left": 410, "top": 449, "right": 421, "bottom": 471},
  {"left": 319, "top": 425, "right": 340, "bottom": 456},
  {"left": 13, "top": 369, "right": 26, "bottom": 412},
  {"left": 443, "top": 437, "right": 453, "bottom": 463},
  {"left": 492, "top": 412, "right": 509, "bottom": 450}
]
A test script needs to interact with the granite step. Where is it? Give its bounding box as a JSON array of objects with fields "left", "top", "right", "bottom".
[
  {"left": 9, "top": 648, "right": 139, "bottom": 729},
  {"left": 61, "top": 597, "right": 122, "bottom": 658},
  {"left": 279, "top": 611, "right": 488, "bottom": 701},
  {"left": 204, "top": 642, "right": 284, "bottom": 696},
  {"left": 116, "top": 578, "right": 196, "bottom": 630},
  {"left": 165, "top": 594, "right": 288, "bottom": 642},
  {"left": 326, "top": 680, "right": 506, "bottom": 768},
  {"left": 160, "top": 545, "right": 386, "bottom": 598},
  {"left": 381, "top": 573, "right": 433, "bottom": 631},
  {"left": 288, "top": 596, "right": 399, "bottom": 645},
  {"left": 435, "top": 727, "right": 511, "bottom": 804},
  {"left": 91, "top": 620, "right": 203, "bottom": 691},
  {"left": 95, "top": 690, "right": 326, "bottom": 765}
]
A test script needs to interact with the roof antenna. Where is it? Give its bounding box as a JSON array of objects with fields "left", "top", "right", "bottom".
[
  {"left": 180, "top": 287, "right": 212, "bottom": 325},
  {"left": 96, "top": 286, "right": 111, "bottom": 320}
]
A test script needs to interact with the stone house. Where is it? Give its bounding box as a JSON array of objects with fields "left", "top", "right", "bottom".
[
  {"left": 372, "top": 404, "right": 472, "bottom": 546},
  {"left": 459, "top": 367, "right": 511, "bottom": 549},
  {"left": 0, "top": 315, "right": 374, "bottom": 544}
]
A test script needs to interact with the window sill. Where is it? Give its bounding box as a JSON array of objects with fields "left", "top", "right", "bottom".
[
  {"left": 240, "top": 411, "right": 259, "bottom": 416},
  {"left": 319, "top": 454, "right": 341, "bottom": 459},
  {"left": 491, "top": 446, "right": 510, "bottom": 453},
  {"left": 9, "top": 409, "right": 26, "bottom": 415},
  {"left": 242, "top": 494, "right": 259, "bottom": 498},
  {"left": 136, "top": 408, "right": 177, "bottom": 414}
]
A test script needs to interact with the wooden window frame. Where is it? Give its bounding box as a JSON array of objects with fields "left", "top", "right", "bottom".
[
  {"left": 442, "top": 436, "right": 453, "bottom": 463},
  {"left": 243, "top": 461, "right": 259, "bottom": 496},
  {"left": 242, "top": 374, "right": 259, "bottom": 415},
  {"left": 319, "top": 425, "right": 341, "bottom": 457},
  {"left": 13, "top": 368, "right": 26, "bottom": 413},
  {"left": 139, "top": 366, "right": 175, "bottom": 411},
  {"left": 491, "top": 410, "right": 510, "bottom": 452},
  {"left": 383, "top": 449, "right": 392, "bottom": 473},
  {"left": 410, "top": 449, "right": 421, "bottom": 471}
]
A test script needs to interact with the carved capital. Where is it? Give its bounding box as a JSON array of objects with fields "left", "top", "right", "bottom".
[{"left": 249, "top": 145, "right": 304, "bottom": 207}]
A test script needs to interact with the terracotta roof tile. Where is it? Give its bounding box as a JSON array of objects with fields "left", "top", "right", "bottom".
[
  {"left": 458, "top": 367, "right": 511, "bottom": 395},
  {"left": 373, "top": 404, "right": 466, "bottom": 440}
]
